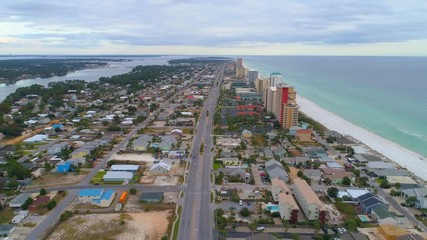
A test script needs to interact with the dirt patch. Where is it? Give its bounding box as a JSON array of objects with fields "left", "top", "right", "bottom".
[
  {"left": 153, "top": 176, "right": 180, "bottom": 185},
  {"left": 48, "top": 212, "right": 171, "bottom": 240},
  {"left": 139, "top": 176, "right": 156, "bottom": 184},
  {"left": 111, "top": 153, "right": 155, "bottom": 162},
  {"left": 30, "top": 173, "right": 87, "bottom": 187}
]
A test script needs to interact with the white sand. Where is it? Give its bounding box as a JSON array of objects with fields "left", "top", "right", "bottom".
[{"left": 297, "top": 95, "right": 427, "bottom": 181}]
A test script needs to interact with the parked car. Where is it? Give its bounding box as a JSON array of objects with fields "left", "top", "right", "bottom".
[{"left": 239, "top": 200, "right": 243, "bottom": 206}]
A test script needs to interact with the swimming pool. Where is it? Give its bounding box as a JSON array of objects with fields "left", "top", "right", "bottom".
[
  {"left": 266, "top": 205, "right": 279, "bottom": 212},
  {"left": 358, "top": 215, "right": 370, "bottom": 222}
]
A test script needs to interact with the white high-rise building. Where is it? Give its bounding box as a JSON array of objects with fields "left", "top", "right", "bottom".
[{"left": 270, "top": 72, "right": 283, "bottom": 87}]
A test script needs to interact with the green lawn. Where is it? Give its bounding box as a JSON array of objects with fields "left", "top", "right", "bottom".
[
  {"left": 172, "top": 206, "right": 182, "bottom": 240},
  {"left": 0, "top": 207, "right": 15, "bottom": 224},
  {"left": 213, "top": 162, "right": 222, "bottom": 170},
  {"left": 91, "top": 171, "right": 106, "bottom": 184}
]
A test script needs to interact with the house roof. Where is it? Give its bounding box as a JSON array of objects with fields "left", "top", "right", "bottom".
[
  {"left": 361, "top": 197, "right": 384, "bottom": 208},
  {"left": 150, "top": 161, "right": 171, "bottom": 171},
  {"left": 0, "top": 224, "right": 15, "bottom": 232},
  {"left": 267, "top": 168, "right": 289, "bottom": 180},
  {"left": 367, "top": 161, "right": 396, "bottom": 169},
  {"left": 79, "top": 189, "right": 103, "bottom": 197},
  {"left": 271, "top": 178, "right": 290, "bottom": 191},
  {"left": 278, "top": 192, "right": 299, "bottom": 210},
  {"left": 9, "top": 193, "right": 32, "bottom": 206},
  {"left": 402, "top": 187, "right": 427, "bottom": 199},
  {"left": 357, "top": 192, "right": 374, "bottom": 202},
  {"left": 103, "top": 171, "right": 134, "bottom": 179},
  {"left": 372, "top": 205, "right": 392, "bottom": 219},
  {"left": 111, "top": 165, "right": 140, "bottom": 171},
  {"left": 293, "top": 178, "right": 325, "bottom": 210},
  {"left": 325, "top": 162, "right": 343, "bottom": 169},
  {"left": 93, "top": 189, "right": 115, "bottom": 203},
  {"left": 140, "top": 192, "right": 164, "bottom": 201},
  {"left": 30, "top": 196, "right": 50, "bottom": 207}
]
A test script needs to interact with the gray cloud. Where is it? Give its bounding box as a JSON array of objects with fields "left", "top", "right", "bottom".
[{"left": 1, "top": 0, "right": 427, "bottom": 49}]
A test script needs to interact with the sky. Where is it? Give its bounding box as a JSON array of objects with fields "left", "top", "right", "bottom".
[{"left": 1, "top": 0, "right": 427, "bottom": 56}]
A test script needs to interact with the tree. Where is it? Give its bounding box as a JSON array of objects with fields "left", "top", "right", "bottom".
[
  {"left": 324, "top": 178, "right": 332, "bottom": 185},
  {"left": 21, "top": 197, "right": 33, "bottom": 210},
  {"left": 297, "top": 170, "right": 304, "bottom": 178},
  {"left": 342, "top": 176, "right": 351, "bottom": 186},
  {"left": 239, "top": 207, "right": 251, "bottom": 217},
  {"left": 313, "top": 219, "right": 320, "bottom": 234},
  {"left": 46, "top": 200, "right": 57, "bottom": 210},
  {"left": 129, "top": 188, "right": 137, "bottom": 195},
  {"left": 40, "top": 188, "right": 47, "bottom": 196},
  {"left": 380, "top": 179, "right": 391, "bottom": 189},
  {"left": 291, "top": 233, "right": 300, "bottom": 240},
  {"left": 248, "top": 220, "right": 258, "bottom": 234},
  {"left": 345, "top": 219, "right": 358, "bottom": 232},
  {"left": 395, "top": 182, "right": 401, "bottom": 189},
  {"left": 327, "top": 187, "right": 339, "bottom": 199}
]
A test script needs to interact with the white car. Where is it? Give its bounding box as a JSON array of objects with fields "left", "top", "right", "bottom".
[{"left": 239, "top": 200, "right": 243, "bottom": 206}]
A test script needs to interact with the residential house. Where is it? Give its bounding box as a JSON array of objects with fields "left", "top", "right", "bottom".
[
  {"left": 155, "top": 135, "right": 177, "bottom": 151},
  {"left": 367, "top": 161, "right": 396, "bottom": 170},
  {"left": 292, "top": 178, "right": 326, "bottom": 223},
  {"left": 56, "top": 161, "right": 71, "bottom": 173},
  {"left": 371, "top": 205, "right": 399, "bottom": 225},
  {"left": 29, "top": 196, "right": 51, "bottom": 212},
  {"left": 296, "top": 129, "right": 313, "bottom": 141},
  {"left": 0, "top": 225, "right": 15, "bottom": 237},
  {"left": 303, "top": 169, "right": 322, "bottom": 182},
  {"left": 401, "top": 187, "right": 427, "bottom": 209},
  {"left": 265, "top": 159, "right": 289, "bottom": 182},
  {"left": 166, "top": 150, "right": 186, "bottom": 159},
  {"left": 140, "top": 192, "right": 164, "bottom": 203},
  {"left": 23, "top": 134, "right": 48, "bottom": 143},
  {"left": 9, "top": 193, "right": 32, "bottom": 208},
  {"left": 356, "top": 192, "right": 387, "bottom": 213},
  {"left": 133, "top": 134, "right": 152, "bottom": 151},
  {"left": 150, "top": 161, "right": 171, "bottom": 174},
  {"left": 47, "top": 142, "right": 69, "bottom": 155},
  {"left": 321, "top": 168, "right": 355, "bottom": 185},
  {"left": 78, "top": 189, "right": 115, "bottom": 207}
]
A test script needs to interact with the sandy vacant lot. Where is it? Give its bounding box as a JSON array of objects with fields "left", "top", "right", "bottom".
[
  {"left": 110, "top": 153, "right": 155, "bottom": 162},
  {"left": 30, "top": 173, "right": 87, "bottom": 187},
  {"left": 48, "top": 212, "right": 171, "bottom": 240}
]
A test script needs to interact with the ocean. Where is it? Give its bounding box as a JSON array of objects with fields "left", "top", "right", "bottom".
[{"left": 244, "top": 56, "right": 427, "bottom": 158}]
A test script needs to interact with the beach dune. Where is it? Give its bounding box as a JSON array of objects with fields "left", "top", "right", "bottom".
[{"left": 297, "top": 96, "right": 427, "bottom": 182}]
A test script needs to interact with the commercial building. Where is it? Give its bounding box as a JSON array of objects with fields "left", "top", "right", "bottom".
[
  {"left": 110, "top": 165, "right": 140, "bottom": 172},
  {"left": 78, "top": 189, "right": 115, "bottom": 207},
  {"left": 292, "top": 178, "right": 326, "bottom": 223},
  {"left": 103, "top": 171, "right": 134, "bottom": 182},
  {"left": 248, "top": 69, "right": 259, "bottom": 83}
]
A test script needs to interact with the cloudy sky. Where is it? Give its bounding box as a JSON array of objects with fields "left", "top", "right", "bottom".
[{"left": 1, "top": 0, "right": 427, "bottom": 55}]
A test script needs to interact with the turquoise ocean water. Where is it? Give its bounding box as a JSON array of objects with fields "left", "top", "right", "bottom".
[{"left": 244, "top": 56, "right": 427, "bottom": 158}]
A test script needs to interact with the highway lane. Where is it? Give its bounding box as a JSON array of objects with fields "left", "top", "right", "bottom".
[
  {"left": 25, "top": 67, "right": 211, "bottom": 240},
  {"left": 178, "top": 64, "right": 225, "bottom": 240}
]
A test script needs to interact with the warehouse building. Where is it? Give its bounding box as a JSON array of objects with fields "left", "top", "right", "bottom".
[{"left": 103, "top": 171, "right": 134, "bottom": 182}]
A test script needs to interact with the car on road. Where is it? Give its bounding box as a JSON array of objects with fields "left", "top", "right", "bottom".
[
  {"left": 256, "top": 226, "right": 265, "bottom": 231},
  {"left": 239, "top": 200, "right": 243, "bottom": 206}
]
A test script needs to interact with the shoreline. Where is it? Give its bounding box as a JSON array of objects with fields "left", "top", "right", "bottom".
[{"left": 297, "top": 95, "right": 427, "bottom": 182}]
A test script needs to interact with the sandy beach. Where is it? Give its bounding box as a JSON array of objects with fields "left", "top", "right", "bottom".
[{"left": 297, "top": 95, "right": 427, "bottom": 181}]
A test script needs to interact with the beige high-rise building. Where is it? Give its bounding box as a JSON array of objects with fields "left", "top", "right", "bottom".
[
  {"left": 235, "top": 58, "right": 245, "bottom": 78},
  {"left": 275, "top": 83, "right": 298, "bottom": 129}
]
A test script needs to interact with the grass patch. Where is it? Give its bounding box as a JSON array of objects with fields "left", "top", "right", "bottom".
[
  {"left": 182, "top": 129, "right": 194, "bottom": 134},
  {"left": 23, "top": 222, "right": 37, "bottom": 228},
  {"left": 252, "top": 135, "right": 268, "bottom": 146},
  {"left": 213, "top": 162, "right": 222, "bottom": 170},
  {"left": 0, "top": 207, "right": 14, "bottom": 224},
  {"left": 142, "top": 203, "right": 175, "bottom": 212},
  {"left": 91, "top": 171, "right": 106, "bottom": 184},
  {"left": 172, "top": 206, "right": 182, "bottom": 240}
]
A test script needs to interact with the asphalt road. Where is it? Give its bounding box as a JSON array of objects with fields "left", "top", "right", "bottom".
[
  {"left": 178, "top": 64, "right": 225, "bottom": 240},
  {"left": 25, "top": 67, "right": 211, "bottom": 240}
]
